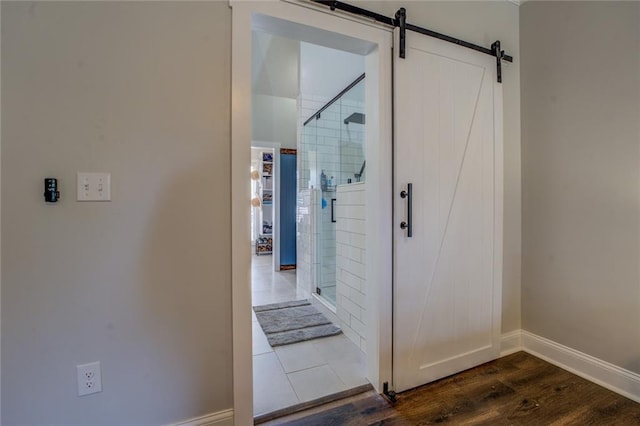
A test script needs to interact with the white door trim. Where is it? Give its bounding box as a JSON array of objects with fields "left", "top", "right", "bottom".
[{"left": 231, "top": 2, "right": 392, "bottom": 424}]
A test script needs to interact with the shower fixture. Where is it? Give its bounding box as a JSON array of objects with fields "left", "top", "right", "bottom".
[
  {"left": 355, "top": 160, "right": 366, "bottom": 182},
  {"left": 343, "top": 112, "right": 365, "bottom": 125}
]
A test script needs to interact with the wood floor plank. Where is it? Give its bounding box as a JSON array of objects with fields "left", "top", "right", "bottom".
[{"left": 271, "top": 352, "right": 640, "bottom": 425}]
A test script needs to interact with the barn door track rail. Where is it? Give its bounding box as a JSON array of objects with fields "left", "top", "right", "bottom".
[{"left": 312, "top": 1, "right": 513, "bottom": 83}]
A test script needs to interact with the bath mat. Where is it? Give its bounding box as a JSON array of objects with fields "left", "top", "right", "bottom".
[{"left": 253, "top": 299, "right": 342, "bottom": 347}]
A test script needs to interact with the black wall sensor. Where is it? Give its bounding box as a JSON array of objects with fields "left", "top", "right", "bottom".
[{"left": 44, "top": 178, "right": 60, "bottom": 203}]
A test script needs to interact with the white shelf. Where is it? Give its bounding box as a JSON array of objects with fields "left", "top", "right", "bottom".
[{"left": 258, "top": 151, "right": 274, "bottom": 249}]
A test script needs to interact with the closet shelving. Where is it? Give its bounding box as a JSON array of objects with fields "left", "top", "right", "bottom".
[{"left": 255, "top": 151, "right": 273, "bottom": 256}]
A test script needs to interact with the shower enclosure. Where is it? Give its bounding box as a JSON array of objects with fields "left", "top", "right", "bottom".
[{"left": 299, "top": 74, "right": 366, "bottom": 308}]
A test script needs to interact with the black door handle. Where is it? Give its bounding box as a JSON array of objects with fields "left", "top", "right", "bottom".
[{"left": 400, "top": 183, "right": 412, "bottom": 237}]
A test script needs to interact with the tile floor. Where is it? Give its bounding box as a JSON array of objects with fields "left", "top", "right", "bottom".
[{"left": 252, "top": 254, "right": 369, "bottom": 417}]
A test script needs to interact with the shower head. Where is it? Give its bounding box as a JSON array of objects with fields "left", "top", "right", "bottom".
[{"left": 343, "top": 112, "right": 365, "bottom": 125}]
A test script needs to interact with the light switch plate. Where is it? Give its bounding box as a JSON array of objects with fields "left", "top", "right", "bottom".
[{"left": 77, "top": 172, "right": 111, "bottom": 201}]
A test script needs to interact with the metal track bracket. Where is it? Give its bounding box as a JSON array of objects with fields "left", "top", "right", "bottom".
[
  {"left": 492, "top": 40, "right": 504, "bottom": 83},
  {"left": 383, "top": 382, "right": 397, "bottom": 403},
  {"left": 395, "top": 8, "right": 407, "bottom": 59}
]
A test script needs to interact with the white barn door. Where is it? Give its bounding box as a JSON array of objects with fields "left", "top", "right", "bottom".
[{"left": 393, "top": 28, "right": 503, "bottom": 392}]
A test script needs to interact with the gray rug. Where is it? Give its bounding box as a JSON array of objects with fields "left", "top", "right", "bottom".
[{"left": 253, "top": 299, "right": 342, "bottom": 347}]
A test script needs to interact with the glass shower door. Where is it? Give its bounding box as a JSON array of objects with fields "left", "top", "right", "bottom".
[
  {"left": 299, "top": 75, "right": 366, "bottom": 309},
  {"left": 315, "top": 101, "right": 341, "bottom": 305}
]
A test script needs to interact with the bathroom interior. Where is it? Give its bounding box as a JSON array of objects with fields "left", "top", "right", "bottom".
[
  {"left": 298, "top": 73, "right": 366, "bottom": 309},
  {"left": 251, "top": 31, "right": 370, "bottom": 417}
]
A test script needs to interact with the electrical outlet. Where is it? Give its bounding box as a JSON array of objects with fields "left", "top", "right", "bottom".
[{"left": 77, "top": 361, "right": 102, "bottom": 396}]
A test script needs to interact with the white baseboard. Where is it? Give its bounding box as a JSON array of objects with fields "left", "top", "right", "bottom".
[
  {"left": 500, "top": 329, "right": 523, "bottom": 356},
  {"left": 170, "top": 409, "right": 233, "bottom": 426},
  {"left": 500, "top": 329, "right": 640, "bottom": 404}
]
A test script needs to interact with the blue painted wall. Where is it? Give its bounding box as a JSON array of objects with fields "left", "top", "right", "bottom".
[{"left": 280, "top": 151, "right": 297, "bottom": 266}]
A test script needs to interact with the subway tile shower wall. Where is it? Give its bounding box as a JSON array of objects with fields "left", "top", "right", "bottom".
[
  {"left": 296, "top": 189, "right": 317, "bottom": 296},
  {"left": 298, "top": 95, "right": 365, "bottom": 192},
  {"left": 336, "top": 184, "right": 367, "bottom": 353}
]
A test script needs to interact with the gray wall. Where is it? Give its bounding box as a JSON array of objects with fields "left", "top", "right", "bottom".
[
  {"left": 2, "top": 2, "right": 232, "bottom": 424},
  {"left": 252, "top": 94, "right": 297, "bottom": 148},
  {"left": 521, "top": 2, "right": 640, "bottom": 372},
  {"left": 360, "top": 1, "right": 522, "bottom": 332},
  {"left": 252, "top": 32, "right": 299, "bottom": 148},
  {"left": 299, "top": 42, "right": 364, "bottom": 99}
]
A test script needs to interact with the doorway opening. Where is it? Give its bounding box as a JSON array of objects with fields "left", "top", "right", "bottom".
[
  {"left": 232, "top": 3, "right": 393, "bottom": 423},
  {"left": 250, "top": 30, "right": 371, "bottom": 419}
]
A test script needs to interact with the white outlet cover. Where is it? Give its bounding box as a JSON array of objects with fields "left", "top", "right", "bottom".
[
  {"left": 77, "top": 361, "right": 102, "bottom": 396},
  {"left": 77, "top": 172, "right": 111, "bottom": 202}
]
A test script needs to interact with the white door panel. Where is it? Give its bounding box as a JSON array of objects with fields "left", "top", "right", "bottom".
[{"left": 393, "top": 29, "right": 503, "bottom": 392}]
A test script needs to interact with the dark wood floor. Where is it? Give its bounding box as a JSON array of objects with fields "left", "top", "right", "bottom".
[{"left": 275, "top": 352, "right": 640, "bottom": 425}]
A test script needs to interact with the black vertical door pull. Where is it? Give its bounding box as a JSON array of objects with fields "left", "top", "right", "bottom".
[{"left": 400, "top": 183, "right": 412, "bottom": 237}]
